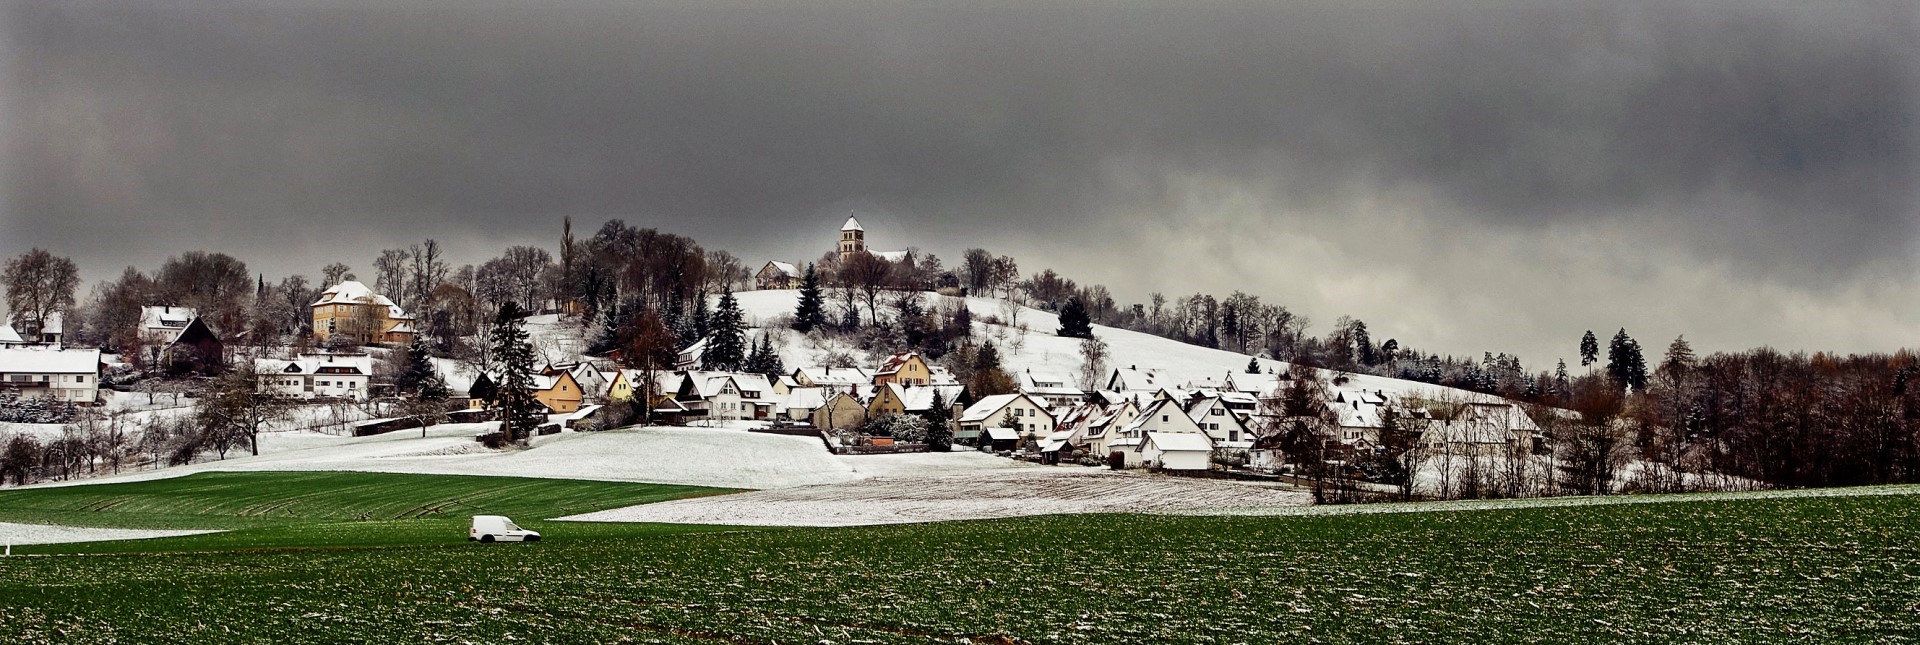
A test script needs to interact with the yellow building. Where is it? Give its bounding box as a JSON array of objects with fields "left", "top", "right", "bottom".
[
  {"left": 532, "top": 371, "right": 584, "bottom": 414},
  {"left": 311, "top": 281, "right": 416, "bottom": 345},
  {"left": 873, "top": 352, "right": 933, "bottom": 386}
]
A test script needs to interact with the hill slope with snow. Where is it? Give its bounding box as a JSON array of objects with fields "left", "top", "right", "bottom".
[{"left": 731, "top": 289, "right": 1499, "bottom": 403}]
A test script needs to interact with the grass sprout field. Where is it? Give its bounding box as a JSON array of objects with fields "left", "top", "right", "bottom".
[
  {"left": 0, "top": 471, "right": 735, "bottom": 552},
  {"left": 3, "top": 479, "right": 1920, "bottom": 643}
]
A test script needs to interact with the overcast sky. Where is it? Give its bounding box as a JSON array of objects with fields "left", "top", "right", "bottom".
[{"left": 2, "top": 0, "right": 1915, "bottom": 365}]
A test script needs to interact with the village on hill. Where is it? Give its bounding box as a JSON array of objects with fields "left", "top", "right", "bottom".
[{"left": 0, "top": 214, "right": 1874, "bottom": 510}]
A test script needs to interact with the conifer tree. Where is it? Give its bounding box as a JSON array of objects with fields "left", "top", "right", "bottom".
[
  {"left": 1352, "top": 320, "right": 1375, "bottom": 366},
  {"left": 1580, "top": 330, "right": 1600, "bottom": 366},
  {"left": 397, "top": 334, "right": 437, "bottom": 395},
  {"left": 703, "top": 291, "right": 746, "bottom": 371},
  {"left": 1246, "top": 357, "right": 1261, "bottom": 374},
  {"left": 792, "top": 263, "right": 827, "bottom": 333},
  {"left": 1554, "top": 359, "right": 1570, "bottom": 396},
  {"left": 1056, "top": 296, "right": 1093, "bottom": 339},
  {"left": 925, "top": 389, "right": 954, "bottom": 452},
  {"left": 489, "top": 302, "right": 545, "bottom": 442}
]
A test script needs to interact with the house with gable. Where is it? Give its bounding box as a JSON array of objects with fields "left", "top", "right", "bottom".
[
  {"left": 873, "top": 352, "right": 935, "bottom": 387},
  {"left": 0, "top": 347, "right": 101, "bottom": 404},
  {"left": 956, "top": 393, "right": 1055, "bottom": 445},
  {"left": 1108, "top": 398, "right": 1211, "bottom": 467},
  {"left": 1186, "top": 395, "right": 1254, "bottom": 443},
  {"left": 1105, "top": 365, "right": 1166, "bottom": 393},
  {"left": 1, "top": 312, "right": 62, "bottom": 347},
  {"left": 311, "top": 281, "right": 416, "bottom": 345},
  {"left": 530, "top": 370, "right": 585, "bottom": 414},
  {"left": 674, "top": 371, "right": 778, "bottom": 421},
  {"left": 1018, "top": 369, "right": 1084, "bottom": 408},
  {"left": 755, "top": 261, "right": 803, "bottom": 290},
  {"left": 867, "top": 382, "right": 964, "bottom": 421},
  {"left": 1140, "top": 431, "right": 1214, "bottom": 471},
  {"left": 255, "top": 352, "right": 373, "bottom": 400},
  {"left": 810, "top": 390, "right": 868, "bottom": 431}
]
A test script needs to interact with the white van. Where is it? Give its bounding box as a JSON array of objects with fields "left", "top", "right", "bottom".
[{"left": 469, "top": 515, "right": 542, "bottom": 543}]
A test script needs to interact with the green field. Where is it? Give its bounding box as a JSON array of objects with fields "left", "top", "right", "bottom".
[
  {"left": 2, "top": 473, "right": 1918, "bottom": 643},
  {"left": 0, "top": 471, "right": 735, "bottom": 552}
]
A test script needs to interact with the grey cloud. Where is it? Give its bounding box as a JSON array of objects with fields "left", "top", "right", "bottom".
[{"left": 2, "top": 0, "right": 1916, "bottom": 359}]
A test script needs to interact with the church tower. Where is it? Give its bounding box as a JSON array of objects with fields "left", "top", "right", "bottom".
[{"left": 838, "top": 214, "right": 866, "bottom": 263}]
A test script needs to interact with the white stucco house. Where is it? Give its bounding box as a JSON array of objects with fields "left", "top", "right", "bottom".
[
  {"left": 957, "top": 393, "right": 1055, "bottom": 444},
  {"left": 1140, "top": 431, "right": 1215, "bottom": 471},
  {"left": 255, "top": 353, "right": 374, "bottom": 400},
  {"left": 0, "top": 347, "right": 101, "bottom": 404}
]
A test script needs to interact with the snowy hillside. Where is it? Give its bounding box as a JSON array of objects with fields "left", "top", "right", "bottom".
[{"left": 729, "top": 289, "right": 1502, "bottom": 404}]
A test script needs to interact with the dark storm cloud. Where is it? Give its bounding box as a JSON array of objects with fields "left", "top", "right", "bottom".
[{"left": 2, "top": 0, "right": 1916, "bottom": 357}]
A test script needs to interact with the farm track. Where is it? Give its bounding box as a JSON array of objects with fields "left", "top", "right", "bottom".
[{"left": 564, "top": 468, "right": 1311, "bottom": 526}]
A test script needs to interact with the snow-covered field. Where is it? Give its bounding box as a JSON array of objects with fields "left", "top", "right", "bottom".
[
  {"left": 27, "top": 423, "right": 881, "bottom": 491},
  {"left": 562, "top": 466, "right": 1311, "bottom": 526},
  {"left": 0, "top": 522, "right": 219, "bottom": 547}
]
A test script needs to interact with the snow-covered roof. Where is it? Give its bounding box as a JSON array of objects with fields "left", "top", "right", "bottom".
[
  {"left": 794, "top": 366, "right": 873, "bottom": 387},
  {"left": 1107, "top": 366, "right": 1164, "bottom": 391},
  {"left": 984, "top": 427, "right": 1019, "bottom": 441},
  {"left": 882, "top": 382, "right": 962, "bottom": 412},
  {"left": 875, "top": 352, "right": 922, "bottom": 376},
  {"left": 958, "top": 393, "right": 1033, "bottom": 423},
  {"left": 0, "top": 347, "right": 100, "bottom": 374},
  {"left": 761, "top": 261, "right": 800, "bottom": 277},
  {"left": 841, "top": 216, "right": 864, "bottom": 232},
  {"left": 311, "top": 281, "right": 412, "bottom": 319},
  {"left": 784, "top": 387, "right": 827, "bottom": 412},
  {"left": 0, "top": 325, "right": 20, "bottom": 344},
  {"left": 140, "top": 305, "right": 197, "bottom": 331},
  {"left": 873, "top": 250, "right": 910, "bottom": 262},
  {"left": 256, "top": 355, "right": 371, "bottom": 376},
  {"left": 1144, "top": 431, "right": 1214, "bottom": 453},
  {"left": 1019, "top": 370, "right": 1082, "bottom": 396}
]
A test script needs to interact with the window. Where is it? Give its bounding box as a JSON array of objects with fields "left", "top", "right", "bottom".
[
  {"left": 73, "top": 375, "right": 85, "bottom": 383},
  {"left": 1211, "top": 408, "right": 1223, "bottom": 416}
]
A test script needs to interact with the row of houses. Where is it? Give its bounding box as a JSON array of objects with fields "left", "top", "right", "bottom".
[{"left": 951, "top": 365, "right": 1545, "bottom": 472}]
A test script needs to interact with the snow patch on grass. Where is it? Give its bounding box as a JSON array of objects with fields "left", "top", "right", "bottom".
[{"left": 0, "top": 522, "right": 220, "bottom": 546}]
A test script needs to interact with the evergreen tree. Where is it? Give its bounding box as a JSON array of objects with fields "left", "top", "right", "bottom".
[
  {"left": 791, "top": 263, "right": 827, "bottom": 333},
  {"left": 488, "top": 302, "right": 545, "bottom": 442},
  {"left": 1580, "top": 330, "right": 1600, "bottom": 366},
  {"left": 1380, "top": 338, "right": 1399, "bottom": 363},
  {"left": 897, "top": 295, "right": 927, "bottom": 348},
  {"left": 1220, "top": 304, "right": 1239, "bottom": 351},
  {"left": 1246, "top": 357, "right": 1261, "bottom": 374},
  {"left": 397, "top": 334, "right": 437, "bottom": 395},
  {"left": 1056, "top": 296, "right": 1093, "bottom": 339},
  {"left": 703, "top": 291, "right": 747, "bottom": 372},
  {"left": 1661, "top": 335, "right": 1696, "bottom": 378},
  {"left": 1554, "top": 359, "right": 1570, "bottom": 396},
  {"left": 1626, "top": 338, "right": 1649, "bottom": 392},
  {"left": 925, "top": 389, "right": 954, "bottom": 452},
  {"left": 1352, "top": 320, "right": 1375, "bottom": 366},
  {"left": 973, "top": 340, "right": 1002, "bottom": 371},
  {"left": 681, "top": 294, "right": 711, "bottom": 347},
  {"left": 1606, "top": 328, "right": 1648, "bottom": 392},
  {"left": 743, "top": 334, "right": 786, "bottom": 378}
]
